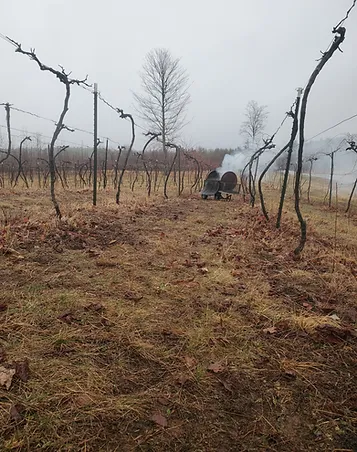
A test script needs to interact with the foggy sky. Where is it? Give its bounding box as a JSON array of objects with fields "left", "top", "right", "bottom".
[{"left": 1, "top": 0, "right": 357, "bottom": 151}]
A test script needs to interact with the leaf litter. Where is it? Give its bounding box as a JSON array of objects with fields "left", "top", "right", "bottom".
[{"left": 0, "top": 367, "right": 16, "bottom": 390}]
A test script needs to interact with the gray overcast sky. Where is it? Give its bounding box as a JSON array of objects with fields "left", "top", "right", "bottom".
[{"left": 1, "top": 0, "right": 357, "bottom": 150}]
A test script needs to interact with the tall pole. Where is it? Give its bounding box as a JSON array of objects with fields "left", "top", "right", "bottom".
[
  {"left": 329, "top": 151, "right": 335, "bottom": 208},
  {"left": 103, "top": 138, "right": 109, "bottom": 189},
  {"left": 93, "top": 83, "right": 98, "bottom": 206},
  {"left": 178, "top": 147, "right": 181, "bottom": 196}
]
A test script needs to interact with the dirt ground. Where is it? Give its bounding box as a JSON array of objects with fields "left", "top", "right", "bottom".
[{"left": 0, "top": 187, "right": 357, "bottom": 451}]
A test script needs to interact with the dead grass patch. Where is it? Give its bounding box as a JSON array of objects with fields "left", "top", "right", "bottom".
[{"left": 0, "top": 188, "right": 356, "bottom": 450}]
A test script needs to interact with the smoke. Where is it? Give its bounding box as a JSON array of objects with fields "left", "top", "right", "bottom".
[
  {"left": 216, "top": 147, "right": 277, "bottom": 175},
  {"left": 216, "top": 149, "right": 248, "bottom": 175},
  {"left": 215, "top": 136, "right": 357, "bottom": 193}
]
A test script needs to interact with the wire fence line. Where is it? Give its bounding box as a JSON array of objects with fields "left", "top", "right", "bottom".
[{"left": 0, "top": 102, "right": 123, "bottom": 147}]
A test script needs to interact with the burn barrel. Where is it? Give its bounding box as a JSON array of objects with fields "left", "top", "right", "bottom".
[
  {"left": 219, "top": 171, "right": 237, "bottom": 193},
  {"left": 206, "top": 170, "right": 220, "bottom": 180},
  {"left": 201, "top": 179, "right": 221, "bottom": 198}
]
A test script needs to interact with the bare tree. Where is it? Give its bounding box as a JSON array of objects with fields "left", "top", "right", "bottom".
[
  {"left": 134, "top": 48, "right": 190, "bottom": 161},
  {"left": 240, "top": 100, "right": 269, "bottom": 198},
  {"left": 240, "top": 100, "right": 269, "bottom": 148}
]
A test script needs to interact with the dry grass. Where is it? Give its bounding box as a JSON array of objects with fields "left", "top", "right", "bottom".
[{"left": 0, "top": 181, "right": 357, "bottom": 451}]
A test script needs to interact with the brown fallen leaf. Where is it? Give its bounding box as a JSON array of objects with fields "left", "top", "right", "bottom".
[
  {"left": 0, "top": 366, "right": 16, "bottom": 390},
  {"left": 100, "top": 317, "right": 111, "bottom": 327},
  {"left": 282, "top": 370, "right": 297, "bottom": 381},
  {"left": 263, "top": 327, "right": 277, "bottom": 334},
  {"left": 74, "top": 394, "right": 93, "bottom": 407},
  {"left": 184, "top": 356, "right": 197, "bottom": 368},
  {"left": 9, "top": 404, "right": 24, "bottom": 422},
  {"left": 85, "top": 302, "right": 105, "bottom": 312},
  {"left": 124, "top": 291, "right": 143, "bottom": 302},
  {"left": 207, "top": 361, "right": 225, "bottom": 373},
  {"left": 57, "top": 311, "right": 76, "bottom": 324},
  {"left": 176, "top": 374, "right": 190, "bottom": 386},
  {"left": 231, "top": 270, "right": 242, "bottom": 278},
  {"left": 151, "top": 413, "right": 168, "bottom": 427},
  {"left": 14, "top": 359, "right": 30, "bottom": 382}
]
